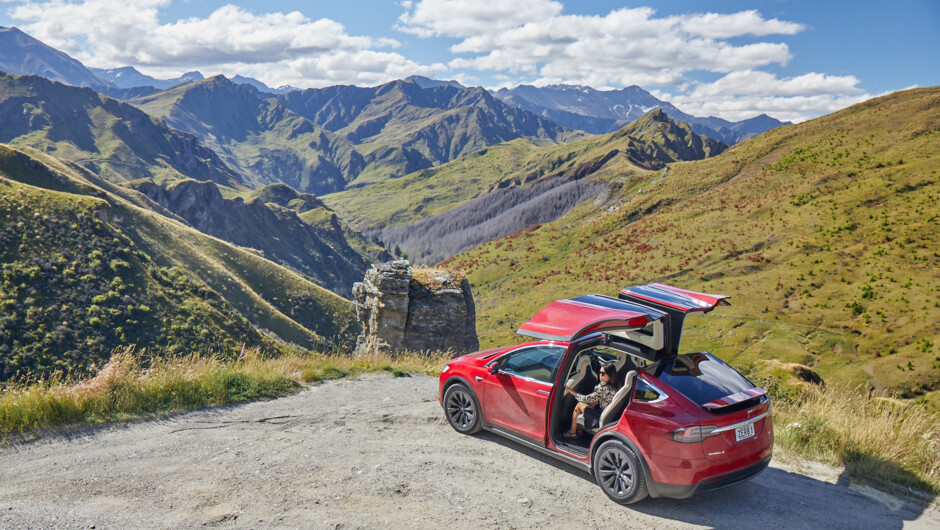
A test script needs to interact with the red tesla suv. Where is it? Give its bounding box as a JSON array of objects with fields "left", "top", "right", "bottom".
[{"left": 439, "top": 283, "right": 773, "bottom": 504}]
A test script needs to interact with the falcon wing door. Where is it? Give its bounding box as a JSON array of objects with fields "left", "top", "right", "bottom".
[{"left": 517, "top": 294, "right": 665, "bottom": 344}]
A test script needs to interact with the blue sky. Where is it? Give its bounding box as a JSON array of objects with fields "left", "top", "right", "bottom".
[{"left": 1, "top": 0, "right": 937, "bottom": 122}]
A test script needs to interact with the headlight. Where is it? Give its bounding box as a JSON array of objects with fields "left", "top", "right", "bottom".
[{"left": 442, "top": 364, "right": 451, "bottom": 374}]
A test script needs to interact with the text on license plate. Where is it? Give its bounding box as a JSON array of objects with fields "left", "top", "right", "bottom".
[{"left": 734, "top": 422, "right": 756, "bottom": 442}]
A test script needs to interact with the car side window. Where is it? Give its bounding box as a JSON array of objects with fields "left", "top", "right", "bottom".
[
  {"left": 633, "top": 379, "right": 663, "bottom": 402},
  {"left": 501, "top": 346, "right": 565, "bottom": 384}
]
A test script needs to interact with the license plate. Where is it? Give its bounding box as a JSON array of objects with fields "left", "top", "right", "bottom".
[{"left": 734, "top": 422, "right": 755, "bottom": 442}]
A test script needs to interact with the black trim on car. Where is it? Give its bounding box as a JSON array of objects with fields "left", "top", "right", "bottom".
[{"left": 484, "top": 424, "right": 591, "bottom": 473}]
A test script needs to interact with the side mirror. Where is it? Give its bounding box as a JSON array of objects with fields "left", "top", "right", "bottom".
[{"left": 489, "top": 363, "right": 499, "bottom": 375}]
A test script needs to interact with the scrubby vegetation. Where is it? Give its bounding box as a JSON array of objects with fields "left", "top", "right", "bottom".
[
  {"left": 0, "top": 144, "right": 358, "bottom": 381},
  {"left": 0, "top": 177, "right": 269, "bottom": 378},
  {"left": 0, "top": 346, "right": 449, "bottom": 440}
]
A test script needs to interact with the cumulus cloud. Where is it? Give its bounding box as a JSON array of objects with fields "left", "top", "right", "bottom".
[
  {"left": 8, "top": 0, "right": 435, "bottom": 88},
  {"left": 397, "top": 0, "right": 562, "bottom": 38},
  {"left": 653, "top": 71, "right": 870, "bottom": 123},
  {"left": 399, "top": 3, "right": 801, "bottom": 85}
]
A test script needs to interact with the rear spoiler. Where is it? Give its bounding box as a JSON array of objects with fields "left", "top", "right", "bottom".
[{"left": 702, "top": 388, "right": 767, "bottom": 411}]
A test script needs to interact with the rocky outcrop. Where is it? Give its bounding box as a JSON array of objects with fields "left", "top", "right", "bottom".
[{"left": 352, "top": 260, "right": 478, "bottom": 355}]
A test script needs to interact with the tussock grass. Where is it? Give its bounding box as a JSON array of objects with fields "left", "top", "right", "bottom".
[
  {"left": 769, "top": 380, "right": 940, "bottom": 495},
  {"left": 0, "top": 346, "right": 451, "bottom": 441}
]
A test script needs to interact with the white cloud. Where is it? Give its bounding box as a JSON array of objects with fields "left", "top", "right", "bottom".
[
  {"left": 400, "top": 3, "right": 800, "bottom": 86},
  {"left": 653, "top": 71, "right": 870, "bottom": 123},
  {"left": 676, "top": 10, "right": 804, "bottom": 39},
  {"left": 397, "top": 0, "right": 562, "bottom": 38},
  {"left": 8, "top": 0, "right": 433, "bottom": 88}
]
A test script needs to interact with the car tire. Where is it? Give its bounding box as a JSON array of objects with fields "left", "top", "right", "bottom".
[
  {"left": 592, "top": 439, "right": 649, "bottom": 504},
  {"left": 443, "top": 383, "right": 482, "bottom": 434}
]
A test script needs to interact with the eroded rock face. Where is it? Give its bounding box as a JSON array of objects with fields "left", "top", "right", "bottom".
[{"left": 353, "top": 260, "right": 478, "bottom": 355}]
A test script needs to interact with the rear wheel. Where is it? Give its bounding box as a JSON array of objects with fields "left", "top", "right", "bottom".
[
  {"left": 593, "top": 439, "right": 649, "bottom": 504},
  {"left": 443, "top": 383, "right": 482, "bottom": 434}
]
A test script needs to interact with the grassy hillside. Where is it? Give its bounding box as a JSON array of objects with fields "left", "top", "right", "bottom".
[
  {"left": 0, "top": 72, "right": 244, "bottom": 189},
  {"left": 0, "top": 145, "right": 357, "bottom": 380},
  {"left": 444, "top": 87, "right": 940, "bottom": 404},
  {"left": 324, "top": 109, "right": 725, "bottom": 232}
]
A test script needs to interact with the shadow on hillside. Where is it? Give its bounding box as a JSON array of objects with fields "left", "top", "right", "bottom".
[{"left": 475, "top": 431, "right": 936, "bottom": 529}]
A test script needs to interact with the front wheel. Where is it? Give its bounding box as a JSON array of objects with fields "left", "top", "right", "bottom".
[
  {"left": 593, "top": 439, "right": 649, "bottom": 504},
  {"left": 443, "top": 383, "right": 482, "bottom": 434}
]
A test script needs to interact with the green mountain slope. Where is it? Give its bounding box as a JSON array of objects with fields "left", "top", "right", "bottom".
[
  {"left": 444, "top": 87, "right": 940, "bottom": 403},
  {"left": 325, "top": 109, "right": 725, "bottom": 232},
  {"left": 0, "top": 71, "right": 244, "bottom": 188},
  {"left": 131, "top": 76, "right": 363, "bottom": 195},
  {"left": 0, "top": 145, "right": 357, "bottom": 379},
  {"left": 278, "top": 79, "right": 580, "bottom": 186}
]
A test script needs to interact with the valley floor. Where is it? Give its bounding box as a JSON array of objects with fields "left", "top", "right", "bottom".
[{"left": 0, "top": 374, "right": 936, "bottom": 529}]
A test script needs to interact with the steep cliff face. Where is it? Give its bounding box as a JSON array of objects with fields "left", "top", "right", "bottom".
[
  {"left": 352, "top": 260, "right": 478, "bottom": 355},
  {"left": 129, "top": 178, "right": 370, "bottom": 295}
]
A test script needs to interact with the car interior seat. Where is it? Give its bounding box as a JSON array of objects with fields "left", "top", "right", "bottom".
[
  {"left": 577, "top": 370, "right": 638, "bottom": 434},
  {"left": 565, "top": 353, "right": 595, "bottom": 392},
  {"left": 613, "top": 355, "right": 637, "bottom": 388}
]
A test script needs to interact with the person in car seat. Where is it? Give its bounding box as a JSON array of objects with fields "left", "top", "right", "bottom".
[{"left": 563, "top": 363, "right": 619, "bottom": 438}]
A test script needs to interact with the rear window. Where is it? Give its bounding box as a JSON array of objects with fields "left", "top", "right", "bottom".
[{"left": 655, "top": 352, "right": 753, "bottom": 406}]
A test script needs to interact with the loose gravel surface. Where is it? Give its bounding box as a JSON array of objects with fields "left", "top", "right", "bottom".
[{"left": 1, "top": 373, "right": 937, "bottom": 529}]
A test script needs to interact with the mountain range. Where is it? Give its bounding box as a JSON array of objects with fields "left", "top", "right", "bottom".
[
  {"left": 128, "top": 75, "right": 576, "bottom": 194},
  {"left": 0, "top": 26, "right": 787, "bottom": 146},
  {"left": 494, "top": 84, "right": 790, "bottom": 145}
]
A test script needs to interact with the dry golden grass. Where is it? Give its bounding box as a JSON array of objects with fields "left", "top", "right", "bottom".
[
  {"left": 0, "top": 346, "right": 452, "bottom": 440},
  {"left": 773, "top": 382, "right": 940, "bottom": 495},
  {"left": 410, "top": 265, "right": 466, "bottom": 290}
]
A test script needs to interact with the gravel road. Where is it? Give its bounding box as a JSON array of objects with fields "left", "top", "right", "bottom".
[{"left": 1, "top": 373, "right": 937, "bottom": 529}]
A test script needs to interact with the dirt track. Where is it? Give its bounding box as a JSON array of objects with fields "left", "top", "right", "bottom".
[{"left": 1, "top": 373, "right": 937, "bottom": 529}]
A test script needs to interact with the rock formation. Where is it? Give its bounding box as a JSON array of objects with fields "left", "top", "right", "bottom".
[{"left": 352, "top": 260, "right": 478, "bottom": 355}]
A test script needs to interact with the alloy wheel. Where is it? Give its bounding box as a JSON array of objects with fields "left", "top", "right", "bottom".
[
  {"left": 445, "top": 385, "right": 479, "bottom": 432},
  {"left": 597, "top": 444, "right": 635, "bottom": 496}
]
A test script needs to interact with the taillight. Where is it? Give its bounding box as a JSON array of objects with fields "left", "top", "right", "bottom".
[{"left": 666, "top": 425, "right": 719, "bottom": 443}]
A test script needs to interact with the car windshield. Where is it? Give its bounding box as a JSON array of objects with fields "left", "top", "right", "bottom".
[{"left": 654, "top": 352, "right": 754, "bottom": 406}]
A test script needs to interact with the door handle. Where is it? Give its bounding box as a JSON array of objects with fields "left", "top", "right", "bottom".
[
  {"left": 475, "top": 376, "right": 484, "bottom": 382},
  {"left": 537, "top": 389, "right": 550, "bottom": 395}
]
